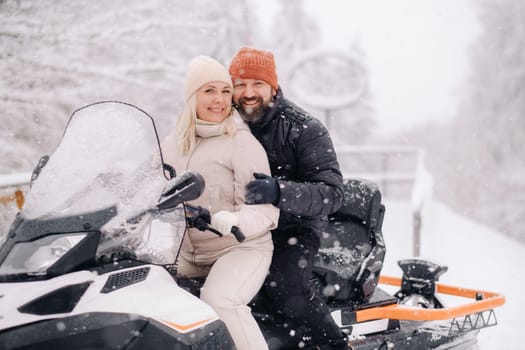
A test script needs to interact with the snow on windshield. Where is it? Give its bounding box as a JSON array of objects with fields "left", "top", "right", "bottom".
[{"left": 22, "top": 102, "right": 167, "bottom": 229}]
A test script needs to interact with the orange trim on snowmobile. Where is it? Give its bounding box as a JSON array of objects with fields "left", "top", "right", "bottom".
[
  {"left": 355, "top": 275, "right": 506, "bottom": 322},
  {"left": 162, "top": 318, "right": 214, "bottom": 332}
]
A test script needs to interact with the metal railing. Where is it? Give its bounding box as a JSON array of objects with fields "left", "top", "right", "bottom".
[{"left": 335, "top": 145, "right": 434, "bottom": 257}]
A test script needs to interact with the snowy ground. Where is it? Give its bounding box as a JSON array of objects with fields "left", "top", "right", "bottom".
[{"left": 381, "top": 199, "right": 522, "bottom": 350}]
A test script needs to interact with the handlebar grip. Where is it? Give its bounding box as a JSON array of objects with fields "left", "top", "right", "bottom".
[{"left": 231, "top": 226, "right": 246, "bottom": 242}]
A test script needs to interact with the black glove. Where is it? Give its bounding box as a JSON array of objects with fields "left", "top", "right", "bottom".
[
  {"left": 245, "top": 172, "right": 280, "bottom": 205},
  {"left": 185, "top": 205, "right": 211, "bottom": 231}
]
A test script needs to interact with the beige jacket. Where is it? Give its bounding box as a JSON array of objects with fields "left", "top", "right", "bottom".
[{"left": 162, "top": 111, "right": 279, "bottom": 265}]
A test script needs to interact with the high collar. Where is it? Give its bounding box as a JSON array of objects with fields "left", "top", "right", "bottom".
[
  {"left": 195, "top": 111, "right": 247, "bottom": 138},
  {"left": 195, "top": 117, "right": 227, "bottom": 138}
]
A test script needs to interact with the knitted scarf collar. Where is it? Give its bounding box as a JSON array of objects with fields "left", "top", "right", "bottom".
[{"left": 195, "top": 117, "right": 227, "bottom": 138}]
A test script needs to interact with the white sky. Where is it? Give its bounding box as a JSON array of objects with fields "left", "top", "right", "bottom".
[{"left": 257, "top": 0, "right": 480, "bottom": 135}]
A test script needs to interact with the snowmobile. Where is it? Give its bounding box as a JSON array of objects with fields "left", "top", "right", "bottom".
[{"left": 0, "top": 101, "right": 505, "bottom": 350}]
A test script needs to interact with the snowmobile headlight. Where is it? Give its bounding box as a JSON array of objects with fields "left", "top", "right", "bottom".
[{"left": 0, "top": 233, "right": 87, "bottom": 276}]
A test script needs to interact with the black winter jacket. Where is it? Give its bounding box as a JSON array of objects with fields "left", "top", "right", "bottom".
[{"left": 244, "top": 89, "right": 344, "bottom": 247}]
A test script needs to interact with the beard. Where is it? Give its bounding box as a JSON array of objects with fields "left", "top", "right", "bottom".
[{"left": 237, "top": 96, "right": 268, "bottom": 123}]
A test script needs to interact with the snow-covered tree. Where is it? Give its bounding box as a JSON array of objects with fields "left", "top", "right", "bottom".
[
  {"left": 449, "top": 0, "right": 525, "bottom": 241},
  {"left": 405, "top": 0, "right": 525, "bottom": 242},
  {"left": 0, "top": 0, "right": 252, "bottom": 174}
]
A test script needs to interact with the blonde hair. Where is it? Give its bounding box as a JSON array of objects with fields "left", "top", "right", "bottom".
[{"left": 175, "top": 93, "right": 237, "bottom": 155}]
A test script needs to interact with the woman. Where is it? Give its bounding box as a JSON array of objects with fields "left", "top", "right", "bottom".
[{"left": 162, "top": 56, "right": 279, "bottom": 350}]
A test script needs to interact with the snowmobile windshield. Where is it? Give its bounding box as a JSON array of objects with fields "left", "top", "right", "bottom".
[
  {"left": 22, "top": 101, "right": 167, "bottom": 226},
  {"left": 2, "top": 101, "right": 189, "bottom": 270}
]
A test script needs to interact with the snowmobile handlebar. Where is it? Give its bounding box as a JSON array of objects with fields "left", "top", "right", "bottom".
[
  {"left": 185, "top": 205, "right": 245, "bottom": 243},
  {"left": 230, "top": 226, "right": 245, "bottom": 243}
]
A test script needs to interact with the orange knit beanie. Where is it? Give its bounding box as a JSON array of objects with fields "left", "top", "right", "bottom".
[{"left": 229, "top": 47, "right": 278, "bottom": 90}]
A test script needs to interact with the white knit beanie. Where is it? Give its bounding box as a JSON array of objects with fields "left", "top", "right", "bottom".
[{"left": 184, "top": 56, "right": 233, "bottom": 102}]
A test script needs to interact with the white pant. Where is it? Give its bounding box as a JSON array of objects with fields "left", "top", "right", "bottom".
[{"left": 177, "top": 248, "right": 272, "bottom": 350}]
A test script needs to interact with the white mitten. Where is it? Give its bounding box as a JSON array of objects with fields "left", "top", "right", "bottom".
[{"left": 211, "top": 210, "right": 238, "bottom": 236}]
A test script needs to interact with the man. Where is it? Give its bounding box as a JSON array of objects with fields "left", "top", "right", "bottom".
[{"left": 229, "top": 47, "right": 348, "bottom": 349}]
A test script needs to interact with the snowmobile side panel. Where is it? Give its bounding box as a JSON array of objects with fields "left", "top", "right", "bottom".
[
  {"left": 129, "top": 317, "right": 235, "bottom": 349},
  {"left": 17, "top": 281, "right": 92, "bottom": 315},
  {"left": 0, "top": 265, "right": 220, "bottom": 333},
  {"left": 0, "top": 312, "right": 234, "bottom": 350},
  {"left": 0, "top": 312, "right": 146, "bottom": 350}
]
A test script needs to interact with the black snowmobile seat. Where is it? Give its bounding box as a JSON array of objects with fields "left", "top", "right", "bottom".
[{"left": 314, "top": 178, "right": 386, "bottom": 304}]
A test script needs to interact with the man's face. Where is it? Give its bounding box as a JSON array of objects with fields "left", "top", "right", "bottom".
[{"left": 232, "top": 78, "right": 275, "bottom": 122}]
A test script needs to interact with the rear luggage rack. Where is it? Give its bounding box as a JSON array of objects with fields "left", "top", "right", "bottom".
[
  {"left": 448, "top": 309, "right": 497, "bottom": 335},
  {"left": 355, "top": 275, "right": 505, "bottom": 326}
]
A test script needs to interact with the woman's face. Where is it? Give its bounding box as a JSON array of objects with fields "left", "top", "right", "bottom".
[{"left": 196, "top": 81, "right": 232, "bottom": 123}]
